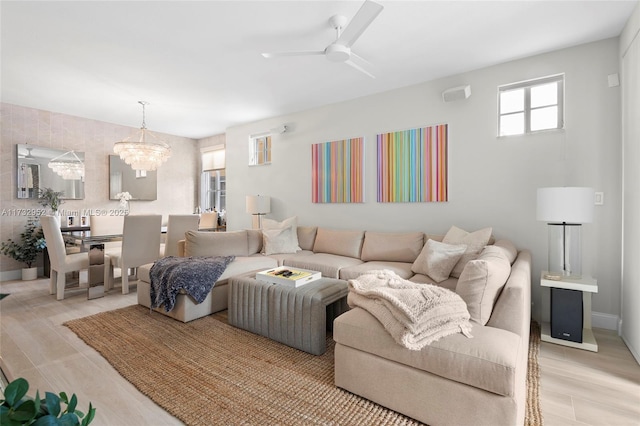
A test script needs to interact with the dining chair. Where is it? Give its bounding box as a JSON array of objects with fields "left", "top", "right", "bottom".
[
  {"left": 105, "top": 214, "right": 162, "bottom": 294},
  {"left": 160, "top": 214, "right": 200, "bottom": 257},
  {"left": 40, "top": 215, "right": 91, "bottom": 300},
  {"left": 199, "top": 211, "right": 218, "bottom": 230},
  {"left": 90, "top": 215, "right": 124, "bottom": 249}
]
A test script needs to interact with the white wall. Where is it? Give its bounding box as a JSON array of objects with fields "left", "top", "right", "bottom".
[
  {"left": 620, "top": 3, "right": 640, "bottom": 363},
  {"left": 226, "top": 38, "right": 623, "bottom": 323}
]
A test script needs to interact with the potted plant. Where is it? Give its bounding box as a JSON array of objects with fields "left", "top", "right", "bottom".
[
  {"left": 38, "top": 187, "right": 64, "bottom": 214},
  {"left": 0, "top": 218, "right": 46, "bottom": 280},
  {"left": 1, "top": 376, "right": 96, "bottom": 425}
]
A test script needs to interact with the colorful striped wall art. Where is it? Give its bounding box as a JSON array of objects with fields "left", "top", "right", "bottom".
[
  {"left": 311, "top": 137, "right": 364, "bottom": 203},
  {"left": 377, "top": 124, "right": 448, "bottom": 202}
]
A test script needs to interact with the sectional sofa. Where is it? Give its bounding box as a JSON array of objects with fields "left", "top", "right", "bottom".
[{"left": 137, "top": 224, "right": 531, "bottom": 426}]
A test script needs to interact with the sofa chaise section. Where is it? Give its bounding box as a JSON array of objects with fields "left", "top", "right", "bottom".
[
  {"left": 137, "top": 230, "right": 277, "bottom": 322},
  {"left": 333, "top": 249, "right": 532, "bottom": 426}
]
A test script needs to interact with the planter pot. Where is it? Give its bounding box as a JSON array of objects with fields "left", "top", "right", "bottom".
[{"left": 22, "top": 267, "right": 38, "bottom": 281}]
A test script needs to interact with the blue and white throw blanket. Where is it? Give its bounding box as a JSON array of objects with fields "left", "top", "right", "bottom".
[{"left": 150, "top": 255, "right": 235, "bottom": 313}]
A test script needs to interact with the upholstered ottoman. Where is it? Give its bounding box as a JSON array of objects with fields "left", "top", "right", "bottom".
[{"left": 228, "top": 273, "right": 349, "bottom": 355}]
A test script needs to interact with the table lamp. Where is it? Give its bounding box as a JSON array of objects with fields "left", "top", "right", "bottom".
[
  {"left": 536, "top": 187, "right": 594, "bottom": 279},
  {"left": 246, "top": 195, "right": 270, "bottom": 229}
]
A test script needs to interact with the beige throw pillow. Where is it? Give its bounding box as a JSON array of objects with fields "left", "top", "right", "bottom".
[
  {"left": 262, "top": 216, "right": 301, "bottom": 253},
  {"left": 442, "top": 225, "right": 493, "bottom": 278},
  {"left": 455, "top": 246, "right": 511, "bottom": 325},
  {"left": 411, "top": 239, "right": 467, "bottom": 283}
]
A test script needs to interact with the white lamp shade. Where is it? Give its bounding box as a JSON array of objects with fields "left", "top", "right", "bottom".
[
  {"left": 536, "top": 187, "right": 594, "bottom": 223},
  {"left": 246, "top": 195, "right": 270, "bottom": 214}
]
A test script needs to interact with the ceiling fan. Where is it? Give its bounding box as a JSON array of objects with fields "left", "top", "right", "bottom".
[{"left": 261, "top": 0, "right": 384, "bottom": 78}]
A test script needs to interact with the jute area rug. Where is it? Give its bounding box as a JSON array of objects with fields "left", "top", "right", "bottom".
[{"left": 65, "top": 305, "right": 543, "bottom": 426}]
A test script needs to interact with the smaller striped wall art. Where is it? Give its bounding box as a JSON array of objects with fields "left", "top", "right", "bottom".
[{"left": 311, "top": 137, "right": 364, "bottom": 203}]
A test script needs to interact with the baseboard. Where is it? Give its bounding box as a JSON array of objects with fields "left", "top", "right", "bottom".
[
  {"left": 0, "top": 267, "right": 45, "bottom": 282},
  {"left": 621, "top": 333, "right": 640, "bottom": 365},
  {"left": 592, "top": 311, "right": 619, "bottom": 331}
]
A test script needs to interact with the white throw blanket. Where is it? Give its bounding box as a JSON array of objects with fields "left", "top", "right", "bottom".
[{"left": 348, "top": 270, "right": 473, "bottom": 350}]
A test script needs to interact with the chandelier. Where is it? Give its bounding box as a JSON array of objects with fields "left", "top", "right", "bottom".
[
  {"left": 48, "top": 150, "right": 84, "bottom": 180},
  {"left": 113, "top": 101, "right": 171, "bottom": 171}
]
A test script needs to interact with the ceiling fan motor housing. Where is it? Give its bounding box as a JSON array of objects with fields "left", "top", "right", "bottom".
[{"left": 325, "top": 44, "right": 351, "bottom": 62}]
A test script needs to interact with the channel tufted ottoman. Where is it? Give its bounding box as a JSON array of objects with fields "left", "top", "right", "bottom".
[{"left": 228, "top": 273, "right": 349, "bottom": 355}]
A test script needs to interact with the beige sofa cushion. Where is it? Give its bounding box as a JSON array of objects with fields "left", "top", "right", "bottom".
[
  {"left": 443, "top": 226, "right": 493, "bottom": 277},
  {"left": 283, "top": 253, "right": 363, "bottom": 279},
  {"left": 411, "top": 239, "right": 467, "bottom": 282},
  {"left": 493, "top": 239, "right": 518, "bottom": 264},
  {"left": 360, "top": 231, "right": 424, "bottom": 263},
  {"left": 409, "top": 274, "right": 459, "bottom": 292},
  {"left": 339, "top": 261, "right": 414, "bottom": 281},
  {"left": 297, "top": 226, "right": 318, "bottom": 251},
  {"left": 334, "top": 307, "right": 521, "bottom": 397},
  {"left": 247, "top": 229, "right": 263, "bottom": 255},
  {"left": 265, "top": 250, "right": 314, "bottom": 266},
  {"left": 456, "top": 246, "right": 511, "bottom": 325},
  {"left": 184, "top": 230, "right": 249, "bottom": 257},
  {"left": 313, "top": 228, "right": 364, "bottom": 259}
]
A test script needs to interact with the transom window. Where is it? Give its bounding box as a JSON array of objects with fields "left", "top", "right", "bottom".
[
  {"left": 249, "top": 133, "right": 271, "bottom": 166},
  {"left": 498, "top": 74, "right": 564, "bottom": 136}
]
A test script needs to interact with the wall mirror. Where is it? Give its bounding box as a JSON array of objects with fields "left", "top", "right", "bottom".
[
  {"left": 109, "top": 155, "right": 157, "bottom": 200},
  {"left": 16, "top": 144, "right": 85, "bottom": 199}
]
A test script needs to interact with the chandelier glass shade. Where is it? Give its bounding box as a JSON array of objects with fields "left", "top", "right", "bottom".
[
  {"left": 113, "top": 101, "right": 171, "bottom": 172},
  {"left": 48, "top": 150, "right": 84, "bottom": 180}
]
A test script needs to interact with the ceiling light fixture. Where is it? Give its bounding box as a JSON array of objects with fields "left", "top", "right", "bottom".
[
  {"left": 113, "top": 101, "right": 171, "bottom": 171},
  {"left": 48, "top": 150, "right": 84, "bottom": 180}
]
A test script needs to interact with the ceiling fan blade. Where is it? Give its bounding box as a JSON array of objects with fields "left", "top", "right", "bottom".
[
  {"left": 262, "top": 51, "right": 324, "bottom": 59},
  {"left": 345, "top": 56, "right": 375, "bottom": 79},
  {"left": 337, "top": 0, "right": 384, "bottom": 48}
]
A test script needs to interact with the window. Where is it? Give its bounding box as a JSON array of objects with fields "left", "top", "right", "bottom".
[
  {"left": 201, "top": 170, "right": 225, "bottom": 212},
  {"left": 249, "top": 133, "right": 271, "bottom": 165},
  {"left": 498, "top": 74, "right": 564, "bottom": 136},
  {"left": 200, "top": 146, "right": 225, "bottom": 212}
]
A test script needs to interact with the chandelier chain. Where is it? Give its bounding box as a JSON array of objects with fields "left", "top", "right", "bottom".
[{"left": 138, "top": 100, "right": 148, "bottom": 129}]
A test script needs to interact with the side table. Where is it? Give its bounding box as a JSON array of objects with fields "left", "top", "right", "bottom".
[{"left": 540, "top": 272, "right": 598, "bottom": 352}]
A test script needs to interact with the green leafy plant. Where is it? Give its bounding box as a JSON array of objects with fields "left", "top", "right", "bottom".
[
  {"left": 37, "top": 188, "right": 64, "bottom": 212},
  {"left": 0, "top": 218, "right": 46, "bottom": 268},
  {"left": 0, "top": 377, "right": 95, "bottom": 426}
]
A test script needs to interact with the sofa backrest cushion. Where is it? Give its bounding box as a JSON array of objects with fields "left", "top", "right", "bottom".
[
  {"left": 184, "top": 230, "right": 249, "bottom": 257},
  {"left": 360, "top": 231, "right": 424, "bottom": 263},
  {"left": 313, "top": 228, "right": 365, "bottom": 259},
  {"left": 443, "top": 225, "right": 493, "bottom": 278},
  {"left": 297, "top": 226, "right": 318, "bottom": 251},
  {"left": 455, "top": 245, "right": 511, "bottom": 325},
  {"left": 246, "top": 229, "right": 263, "bottom": 254},
  {"left": 411, "top": 239, "right": 467, "bottom": 282},
  {"left": 493, "top": 239, "right": 518, "bottom": 264}
]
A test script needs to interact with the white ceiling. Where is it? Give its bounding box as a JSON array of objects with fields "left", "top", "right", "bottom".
[{"left": 1, "top": 1, "right": 637, "bottom": 139}]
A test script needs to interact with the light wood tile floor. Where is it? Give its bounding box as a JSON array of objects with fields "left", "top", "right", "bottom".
[{"left": 1, "top": 277, "right": 639, "bottom": 426}]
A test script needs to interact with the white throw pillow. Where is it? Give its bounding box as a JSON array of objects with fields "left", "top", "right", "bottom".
[
  {"left": 442, "top": 226, "right": 493, "bottom": 278},
  {"left": 455, "top": 246, "right": 511, "bottom": 325},
  {"left": 262, "top": 227, "right": 299, "bottom": 255},
  {"left": 261, "top": 216, "right": 301, "bottom": 253},
  {"left": 411, "top": 239, "right": 467, "bottom": 283}
]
